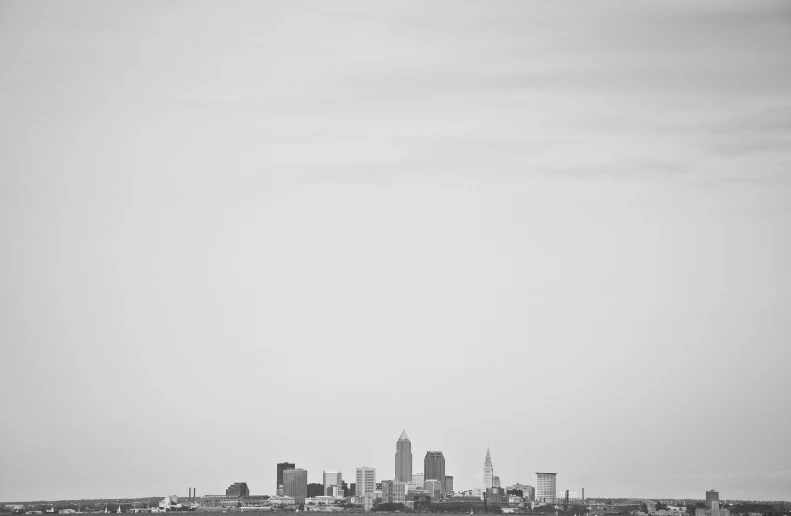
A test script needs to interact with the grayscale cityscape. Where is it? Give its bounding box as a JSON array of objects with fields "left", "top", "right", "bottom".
[{"left": 1, "top": 2, "right": 789, "bottom": 516}]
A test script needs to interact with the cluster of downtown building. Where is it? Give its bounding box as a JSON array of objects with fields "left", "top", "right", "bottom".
[{"left": 203, "top": 430, "right": 568, "bottom": 511}]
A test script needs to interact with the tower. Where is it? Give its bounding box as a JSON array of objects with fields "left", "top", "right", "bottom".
[
  {"left": 323, "top": 470, "right": 342, "bottom": 497},
  {"left": 283, "top": 469, "right": 308, "bottom": 504},
  {"left": 424, "top": 451, "right": 446, "bottom": 495},
  {"left": 395, "top": 430, "right": 412, "bottom": 482},
  {"left": 483, "top": 448, "right": 493, "bottom": 489},
  {"left": 356, "top": 466, "right": 376, "bottom": 498},
  {"left": 535, "top": 473, "right": 557, "bottom": 503},
  {"left": 277, "top": 462, "right": 295, "bottom": 491}
]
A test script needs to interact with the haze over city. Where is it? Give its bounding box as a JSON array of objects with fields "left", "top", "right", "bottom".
[{"left": 1, "top": 0, "right": 790, "bottom": 504}]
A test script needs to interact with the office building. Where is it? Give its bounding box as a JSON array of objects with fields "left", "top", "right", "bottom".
[
  {"left": 696, "top": 493, "right": 729, "bottom": 516},
  {"left": 307, "top": 483, "right": 324, "bottom": 498},
  {"left": 493, "top": 476, "right": 501, "bottom": 488},
  {"left": 413, "top": 473, "right": 424, "bottom": 485},
  {"left": 382, "top": 480, "right": 407, "bottom": 504},
  {"left": 535, "top": 473, "right": 557, "bottom": 503},
  {"left": 484, "top": 448, "right": 493, "bottom": 489},
  {"left": 445, "top": 476, "right": 453, "bottom": 494},
  {"left": 323, "top": 470, "right": 342, "bottom": 496},
  {"left": 277, "top": 462, "right": 295, "bottom": 491},
  {"left": 356, "top": 467, "right": 376, "bottom": 498},
  {"left": 408, "top": 488, "right": 432, "bottom": 504},
  {"left": 226, "top": 483, "right": 249, "bottom": 497},
  {"left": 268, "top": 496, "right": 295, "bottom": 506},
  {"left": 395, "top": 430, "right": 413, "bottom": 482},
  {"left": 203, "top": 495, "right": 242, "bottom": 508},
  {"left": 424, "top": 479, "right": 442, "bottom": 501},
  {"left": 507, "top": 484, "right": 534, "bottom": 501},
  {"left": 424, "top": 451, "right": 446, "bottom": 495},
  {"left": 283, "top": 468, "right": 308, "bottom": 504},
  {"left": 349, "top": 483, "right": 356, "bottom": 496}
]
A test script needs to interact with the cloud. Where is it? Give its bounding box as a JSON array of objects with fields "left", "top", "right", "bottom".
[{"left": 703, "top": 106, "right": 791, "bottom": 157}]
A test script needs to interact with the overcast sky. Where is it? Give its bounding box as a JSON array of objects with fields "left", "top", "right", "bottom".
[{"left": 1, "top": 0, "right": 790, "bottom": 504}]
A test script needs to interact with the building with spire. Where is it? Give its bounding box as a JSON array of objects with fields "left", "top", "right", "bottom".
[
  {"left": 483, "top": 448, "right": 493, "bottom": 489},
  {"left": 395, "top": 430, "right": 412, "bottom": 482}
]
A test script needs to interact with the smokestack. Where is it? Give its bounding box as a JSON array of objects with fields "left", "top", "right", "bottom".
[{"left": 582, "top": 488, "right": 585, "bottom": 502}]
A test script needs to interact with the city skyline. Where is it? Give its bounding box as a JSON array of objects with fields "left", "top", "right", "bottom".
[{"left": 2, "top": 0, "right": 790, "bottom": 504}]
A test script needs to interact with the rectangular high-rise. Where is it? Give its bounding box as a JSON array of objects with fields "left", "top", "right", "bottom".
[
  {"left": 424, "top": 479, "right": 442, "bottom": 501},
  {"left": 706, "top": 491, "right": 720, "bottom": 508},
  {"left": 535, "top": 473, "right": 557, "bottom": 503},
  {"left": 323, "top": 470, "right": 342, "bottom": 497},
  {"left": 424, "top": 451, "right": 446, "bottom": 496},
  {"left": 382, "top": 480, "right": 407, "bottom": 505},
  {"left": 277, "top": 462, "right": 295, "bottom": 490},
  {"left": 356, "top": 467, "right": 376, "bottom": 498},
  {"left": 283, "top": 468, "right": 308, "bottom": 504},
  {"left": 395, "top": 430, "right": 412, "bottom": 482},
  {"left": 444, "top": 476, "right": 454, "bottom": 494}
]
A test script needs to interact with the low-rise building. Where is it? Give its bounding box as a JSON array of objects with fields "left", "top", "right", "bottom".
[
  {"left": 268, "top": 496, "right": 295, "bottom": 507},
  {"left": 407, "top": 489, "right": 431, "bottom": 505},
  {"left": 696, "top": 502, "right": 729, "bottom": 516},
  {"left": 305, "top": 496, "right": 338, "bottom": 506},
  {"left": 458, "top": 489, "right": 485, "bottom": 500},
  {"left": 202, "top": 495, "right": 240, "bottom": 508}
]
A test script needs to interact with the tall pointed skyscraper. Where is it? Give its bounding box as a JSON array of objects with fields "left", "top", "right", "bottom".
[
  {"left": 395, "top": 430, "right": 412, "bottom": 482},
  {"left": 483, "top": 448, "right": 493, "bottom": 489}
]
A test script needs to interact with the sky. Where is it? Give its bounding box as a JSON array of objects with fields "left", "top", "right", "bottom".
[{"left": 1, "top": 0, "right": 790, "bottom": 504}]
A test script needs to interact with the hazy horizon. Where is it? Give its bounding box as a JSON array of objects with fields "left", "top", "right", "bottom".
[{"left": 1, "top": 0, "right": 790, "bottom": 504}]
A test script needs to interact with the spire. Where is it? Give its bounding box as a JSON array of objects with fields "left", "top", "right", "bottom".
[
  {"left": 398, "top": 429, "right": 410, "bottom": 441},
  {"left": 484, "top": 447, "right": 492, "bottom": 467}
]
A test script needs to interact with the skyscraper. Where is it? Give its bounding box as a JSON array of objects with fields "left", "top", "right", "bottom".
[
  {"left": 424, "top": 451, "right": 446, "bottom": 495},
  {"left": 283, "top": 469, "right": 308, "bottom": 504},
  {"left": 706, "top": 491, "right": 720, "bottom": 508},
  {"left": 483, "top": 448, "right": 493, "bottom": 489},
  {"left": 395, "top": 430, "right": 412, "bottom": 482},
  {"left": 356, "top": 467, "right": 376, "bottom": 499},
  {"left": 323, "top": 470, "right": 342, "bottom": 497},
  {"left": 277, "top": 462, "right": 295, "bottom": 491},
  {"left": 535, "top": 473, "right": 557, "bottom": 503},
  {"left": 444, "top": 476, "right": 454, "bottom": 494}
]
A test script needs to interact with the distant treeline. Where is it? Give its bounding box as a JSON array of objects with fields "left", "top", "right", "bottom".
[{"left": 0, "top": 499, "right": 163, "bottom": 514}]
